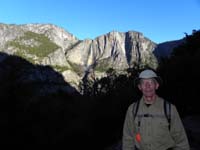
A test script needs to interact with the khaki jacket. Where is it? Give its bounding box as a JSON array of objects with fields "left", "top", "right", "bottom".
[{"left": 122, "top": 96, "right": 190, "bottom": 150}]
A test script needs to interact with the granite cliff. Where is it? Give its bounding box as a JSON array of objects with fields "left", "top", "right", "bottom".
[{"left": 0, "top": 23, "right": 178, "bottom": 91}]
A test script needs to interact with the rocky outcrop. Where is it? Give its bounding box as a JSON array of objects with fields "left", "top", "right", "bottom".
[
  {"left": 42, "top": 48, "right": 71, "bottom": 67},
  {"left": 66, "top": 31, "right": 158, "bottom": 75},
  {"left": 0, "top": 23, "right": 160, "bottom": 91}
]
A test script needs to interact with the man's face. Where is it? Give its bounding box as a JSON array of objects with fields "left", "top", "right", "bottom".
[{"left": 138, "top": 78, "right": 159, "bottom": 97}]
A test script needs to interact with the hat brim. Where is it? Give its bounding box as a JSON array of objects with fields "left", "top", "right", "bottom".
[{"left": 134, "top": 76, "right": 163, "bottom": 87}]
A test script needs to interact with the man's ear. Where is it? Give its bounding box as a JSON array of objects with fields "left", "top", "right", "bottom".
[
  {"left": 155, "top": 82, "right": 159, "bottom": 90},
  {"left": 138, "top": 84, "right": 142, "bottom": 90}
]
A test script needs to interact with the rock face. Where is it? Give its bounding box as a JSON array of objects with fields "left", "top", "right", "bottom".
[
  {"left": 66, "top": 31, "right": 157, "bottom": 72},
  {"left": 0, "top": 23, "right": 161, "bottom": 91}
]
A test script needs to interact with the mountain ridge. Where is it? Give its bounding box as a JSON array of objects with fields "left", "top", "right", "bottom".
[{"left": 0, "top": 23, "right": 183, "bottom": 91}]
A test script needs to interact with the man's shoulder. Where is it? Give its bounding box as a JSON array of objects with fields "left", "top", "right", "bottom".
[
  {"left": 130, "top": 98, "right": 141, "bottom": 107},
  {"left": 157, "top": 97, "right": 177, "bottom": 114},
  {"left": 157, "top": 96, "right": 172, "bottom": 103},
  {"left": 127, "top": 101, "right": 138, "bottom": 111},
  {"left": 158, "top": 97, "right": 175, "bottom": 107},
  {"left": 127, "top": 103, "right": 134, "bottom": 109}
]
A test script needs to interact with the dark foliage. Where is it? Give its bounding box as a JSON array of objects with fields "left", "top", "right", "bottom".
[{"left": 157, "top": 30, "right": 200, "bottom": 116}]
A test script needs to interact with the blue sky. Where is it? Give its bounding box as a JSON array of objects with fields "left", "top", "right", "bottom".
[{"left": 1, "top": 0, "right": 200, "bottom": 43}]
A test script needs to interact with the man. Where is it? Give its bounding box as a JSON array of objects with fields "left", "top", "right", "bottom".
[{"left": 122, "top": 69, "right": 190, "bottom": 150}]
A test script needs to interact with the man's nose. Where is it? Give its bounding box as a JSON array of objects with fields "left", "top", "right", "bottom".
[{"left": 145, "top": 82, "right": 151, "bottom": 87}]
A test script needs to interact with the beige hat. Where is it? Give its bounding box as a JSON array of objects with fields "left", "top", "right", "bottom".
[
  {"left": 139, "top": 69, "right": 158, "bottom": 79},
  {"left": 134, "top": 69, "right": 162, "bottom": 86}
]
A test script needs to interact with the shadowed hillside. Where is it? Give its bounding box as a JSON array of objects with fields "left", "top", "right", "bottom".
[
  {"left": 0, "top": 52, "right": 133, "bottom": 149},
  {"left": 0, "top": 52, "right": 81, "bottom": 146}
]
